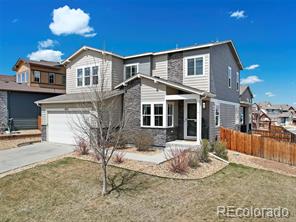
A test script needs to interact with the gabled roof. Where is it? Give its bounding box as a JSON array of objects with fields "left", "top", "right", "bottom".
[
  {"left": 12, "top": 58, "right": 63, "bottom": 71},
  {"left": 240, "top": 85, "right": 254, "bottom": 98},
  {"left": 62, "top": 40, "right": 243, "bottom": 69},
  {"left": 0, "top": 74, "right": 15, "bottom": 82},
  {"left": 35, "top": 89, "right": 124, "bottom": 105},
  {"left": 115, "top": 73, "right": 215, "bottom": 97}
]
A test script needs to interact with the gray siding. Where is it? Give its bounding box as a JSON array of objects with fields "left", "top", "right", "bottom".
[
  {"left": 240, "top": 88, "right": 252, "bottom": 103},
  {"left": 210, "top": 44, "right": 240, "bottom": 103},
  {"left": 141, "top": 78, "right": 166, "bottom": 102},
  {"left": 0, "top": 91, "right": 8, "bottom": 130},
  {"left": 168, "top": 52, "right": 183, "bottom": 83},
  {"left": 112, "top": 56, "right": 124, "bottom": 88},
  {"left": 182, "top": 48, "right": 210, "bottom": 91},
  {"left": 152, "top": 55, "right": 168, "bottom": 79},
  {"left": 124, "top": 56, "right": 151, "bottom": 76}
]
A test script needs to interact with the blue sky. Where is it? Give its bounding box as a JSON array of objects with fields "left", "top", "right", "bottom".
[{"left": 0, "top": 0, "right": 295, "bottom": 104}]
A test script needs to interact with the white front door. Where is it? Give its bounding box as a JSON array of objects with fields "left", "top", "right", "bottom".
[{"left": 184, "top": 101, "right": 197, "bottom": 140}]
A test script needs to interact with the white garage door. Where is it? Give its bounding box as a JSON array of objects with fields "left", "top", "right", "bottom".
[{"left": 47, "top": 111, "right": 89, "bottom": 145}]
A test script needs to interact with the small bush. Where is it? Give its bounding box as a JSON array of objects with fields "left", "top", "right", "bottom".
[
  {"left": 199, "top": 139, "right": 210, "bottom": 163},
  {"left": 166, "top": 148, "right": 189, "bottom": 174},
  {"left": 213, "top": 141, "right": 228, "bottom": 160},
  {"left": 113, "top": 152, "right": 126, "bottom": 164},
  {"left": 188, "top": 151, "right": 200, "bottom": 169},
  {"left": 116, "top": 132, "right": 132, "bottom": 149},
  {"left": 133, "top": 131, "right": 153, "bottom": 151},
  {"left": 75, "top": 138, "right": 90, "bottom": 155}
]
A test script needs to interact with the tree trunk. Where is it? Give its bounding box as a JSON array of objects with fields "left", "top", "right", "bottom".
[{"left": 101, "top": 162, "right": 108, "bottom": 196}]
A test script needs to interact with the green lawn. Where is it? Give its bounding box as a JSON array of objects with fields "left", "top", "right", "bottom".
[{"left": 0, "top": 158, "right": 296, "bottom": 222}]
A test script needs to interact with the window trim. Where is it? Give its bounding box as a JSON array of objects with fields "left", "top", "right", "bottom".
[
  {"left": 124, "top": 63, "right": 139, "bottom": 80},
  {"left": 184, "top": 55, "right": 206, "bottom": 77},
  {"left": 33, "top": 70, "right": 41, "bottom": 83},
  {"left": 76, "top": 65, "right": 100, "bottom": 87},
  {"left": 228, "top": 66, "right": 232, "bottom": 88},
  {"left": 215, "top": 103, "right": 220, "bottom": 127},
  {"left": 141, "top": 102, "right": 167, "bottom": 128},
  {"left": 167, "top": 102, "right": 174, "bottom": 127},
  {"left": 236, "top": 71, "right": 239, "bottom": 91},
  {"left": 48, "top": 73, "right": 55, "bottom": 84}
]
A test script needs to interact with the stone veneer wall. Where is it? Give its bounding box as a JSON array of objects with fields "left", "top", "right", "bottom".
[
  {"left": 123, "top": 79, "right": 177, "bottom": 147},
  {"left": 168, "top": 52, "right": 183, "bottom": 83},
  {"left": 41, "top": 125, "right": 47, "bottom": 141},
  {"left": 0, "top": 91, "right": 8, "bottom": 131}
]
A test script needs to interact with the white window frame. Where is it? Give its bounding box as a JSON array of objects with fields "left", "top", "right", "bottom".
[
  {"left": 154, "top": 104, "right": 164, "bottom": 127},
  {"left": 76, "top": 68, "right": 83, "bottom": 87},
  {"left": 16, "top": 74, "right": 20, "bottom": 83},
  {"left": 184, "top": 55, "right": 206, "bottom": 77},
  {"left": 235, "top": 105, "right": 240, "bottom": 125},
  {"left": 141, "top": 102, "right": 166, "bottom": 128},
  {"left": 92, "top": 66, "right": 99, "bottom": 85},
  {"left": 33, "top": 71, "right": 41, "bottom": 83},
  {"left": 124, "top": 63, "right": 139, "bottom": 80},
  {"left": 76, "top": 65, "right": 100, "bottom": 87},
  {"left": 48, "top": 73, "right": 55, "bottom": 84},
  {"left": 215, "top": 103, "right": 220, "bottom": 127},
  {"left": 228, "top": 66, "right": 232, "bottom": 88},
  {"left": 167, "top": 102, "right": 174, "bottom": 127},
  {"left": 236, "top": 71, "right": 239, "bottom": 91}
]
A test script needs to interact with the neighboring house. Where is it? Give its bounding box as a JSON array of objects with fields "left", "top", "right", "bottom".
[
  {"left": 12, "top": 59, "right": 66, "bottom": 90},
  {"left": 239, "top": 85, "right": 253, "bottom": 132},
  {"left": 257, "top": 102, "right": 296, "bottom": 126},
  {"left": 252, "top": 103, "right": 271, "bottom": 130},
  {"left": 36, "top": 40, "right": 243, "bottom": 146},
  {"left": 0, "top": 59, "right": 66, "bottom": 131}
]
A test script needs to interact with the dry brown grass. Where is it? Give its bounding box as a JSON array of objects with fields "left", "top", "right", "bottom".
[{"left": 0, "top": 158, "right": 296, "bottom": 221}]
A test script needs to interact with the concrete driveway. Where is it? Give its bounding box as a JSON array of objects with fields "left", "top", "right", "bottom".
[{"left": 0, "top": 142, "right": 74, "bottom": 174}]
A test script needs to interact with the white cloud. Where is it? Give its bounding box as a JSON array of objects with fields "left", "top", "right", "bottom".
[
  {"left": 245, "top": 64, "right": 260, "bottom": 70},
  {"left": 49, "top": 5, "right": 96, "bottom": 37},
  {"left": 38, "top": 39, "right": 58, "bottom": 49},
  {"left": 230, "top": 10, "right": 247, "bottom": 19},
  {"left": 28, "top": 49, "right": 63, "bottom": 62},
  {"left": 241, "top": 75, "right": 263, "bottom": 85},
  {"left": 265, "top": 92, "right": 275, "bottom": 97},
  {"left": 11, "top": 18, "right": 18, "bottom": 23}
]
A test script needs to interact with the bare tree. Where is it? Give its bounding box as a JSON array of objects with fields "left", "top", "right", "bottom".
[{"left": 71, "top": 52, "right": 131, "bottom": 195}]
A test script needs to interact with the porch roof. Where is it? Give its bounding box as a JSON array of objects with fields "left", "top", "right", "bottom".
[{"left": 114, "top": 73, "right": 215, "bottom": 97}]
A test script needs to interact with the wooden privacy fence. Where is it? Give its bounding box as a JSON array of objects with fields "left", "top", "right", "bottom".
[
  {"left": 37, "top": 116, "right": 42, "bottom": 130},
  {"left": 252, "top": 125, "right": 296, "bottom": 143},
  {"left": 220, "top": 127, "right": 296, "bottom": 166}
]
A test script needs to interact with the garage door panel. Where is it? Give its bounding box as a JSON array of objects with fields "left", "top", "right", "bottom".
[{"left": 48, "top": 111, "right": 89, "bottom": 145}]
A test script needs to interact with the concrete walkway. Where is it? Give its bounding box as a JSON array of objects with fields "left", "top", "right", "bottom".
[{"left": 0, "top": 142, "right": 74, "bottom": 174}]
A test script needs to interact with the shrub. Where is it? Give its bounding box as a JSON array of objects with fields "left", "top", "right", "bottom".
[
  {"left": 166, "top": 148, "right": 189, "bottom": 174},
  {"left": 113, "top": 152, "right": 126, "bottom": 164},
  {"left": 75, "top": 138, "right": 90, "bottom": 155},
  {"left": 199, "top": 139, "right": 210, "bottom": 163},
  {"left": 213, "top": 141, "right": 228, "bottom": 160},
  {"left": 133, "top": 131, "right": 153, "bottom": 151},
  {"left": 116, "top": 132, "right": 132, "bottom": 149},
  {"left": 188, "top": 151, "right": 200, "bottom": 169}
]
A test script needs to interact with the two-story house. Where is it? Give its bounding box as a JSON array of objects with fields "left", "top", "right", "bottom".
[
  {"left": 0, "top": 60, "right": 66, "bottom": 131},
  {"left": 36, "top": 40, "right": 243, "bottom": 146}
]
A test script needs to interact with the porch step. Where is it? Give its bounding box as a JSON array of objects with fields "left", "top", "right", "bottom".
[{"left": 165, "top": 140, "right": 200, "bottom": 150}]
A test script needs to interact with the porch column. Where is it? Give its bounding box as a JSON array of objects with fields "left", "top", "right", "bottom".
[{"left": 196, "top": 96, "right": 202, "bottom": 145}]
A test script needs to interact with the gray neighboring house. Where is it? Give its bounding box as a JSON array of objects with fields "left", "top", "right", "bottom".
[
  {"left": 0, "top": 74, "right": 64, "bottom": 131},
  {"left": 36, "top": 40, "right": 244, "bottom": 147},
  {"left": 239, "top": 85, "right": 253, "bottom": 132}
]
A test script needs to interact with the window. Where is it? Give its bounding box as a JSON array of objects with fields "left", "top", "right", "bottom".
[
  {"left": 186, "top": 56, "right": 203, "bottom": 76},
  {"left": 33, "top": 71, "right": 40, "bottom": 83},
  {"left": 235, "top": 106, "right": 240, "bottom": 125},
  {"left": 142, "top": 104, "right": 151, "bottom": 126},
  {"left": 154, "top": 104, "right": 163, "bottom": 126},
  {"left": 84, "top": 67, "right": 91, "bottom": 86},
  {"left": 236, "top": 72, "right": 239, "bottom": 91},
  {"left": 215, "top": 103, "right": 220, "bottom": 127},
  {"left": 48, "top": 73, "right": 55, "bottom": 84},
  {"left": 125, "top": 64, "right": 138, "bottom": 79},
  {"left": 21, "top": 72, "right": 25, "bottom": 82},
  {"left": 167, "top": 103, "right": 174, "bottom": 127},
  {"left": 77, "top": 68, "right": 83, "bottom": 86},
  {"left": 228, "top": 66, "right": 232, "bottom": 88},
  {"left": 92, "top": 66, "right": 98, "bottom": 85},
  {"left": 16, "top": 74, "right": 20, "bottom": 83}
]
